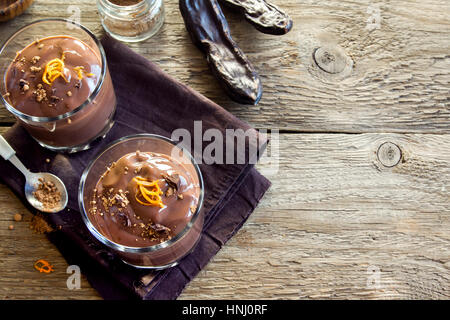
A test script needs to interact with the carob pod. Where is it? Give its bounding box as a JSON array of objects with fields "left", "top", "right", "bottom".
[
  {"left": 180, "top": 0, "right": 263, "bottom": 105},
  {"left": 218, "top": 0, "right": 293, "bottom": 35}
]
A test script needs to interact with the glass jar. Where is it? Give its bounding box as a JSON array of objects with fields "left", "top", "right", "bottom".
[
  {"left": 0, "top": 19, "right": 117, "bottom": 153},
  {"left": 97, "top": 0, "right": 165, "bottom": 42}
]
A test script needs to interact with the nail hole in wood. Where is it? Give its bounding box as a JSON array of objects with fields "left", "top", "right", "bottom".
[{"left": 377, "top": 142, "right": 402, "bottom": 168}]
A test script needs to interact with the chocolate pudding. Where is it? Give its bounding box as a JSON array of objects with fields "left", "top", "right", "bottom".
[
  {"left": 88, "top": 150, "right": 201, "bottom": 248},
  {"left": 3, "top": 36, "right": 116, "bottom": 150}
]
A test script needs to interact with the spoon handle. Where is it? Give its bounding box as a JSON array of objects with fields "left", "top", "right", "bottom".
[
  {"left": 0, "top": 135, "right": 31, "bottom": 178},
  {"left": 0, "top": 135, "right": 15, "bottom": 160}
]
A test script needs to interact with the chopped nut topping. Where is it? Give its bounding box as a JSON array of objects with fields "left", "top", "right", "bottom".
[
  {"left": 66, "top": 91, "right": 72, "bottom": 97},
  {"left": 32, "top": 84, "right": 47, "bottom": 103},
  {"left": 38, "top": 43, "right": 44, "bottom": 50},
  {"left": 16, "top": 57, "right": 26, "bottom": 65},
  {"left": 31, "top": 56, "right": 41, "bottom": 64},
  {"left": 30, "top": 66, "right": 42, "bottom": 73}
]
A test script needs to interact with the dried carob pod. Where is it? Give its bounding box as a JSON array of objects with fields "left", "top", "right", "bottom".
[
  {"left": 218, "top": 0, "right": 293, "bottom": 35},
  {"left": 180, "top": 0, "right": 263, "bottom": 105}
]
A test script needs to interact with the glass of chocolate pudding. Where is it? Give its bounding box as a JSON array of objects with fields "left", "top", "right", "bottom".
[
  {"left": 0, "top": 19, "right": 116, "bottom": 153},
  {"left": 79, "top": 134, "right": 204, "bottom": 269}
]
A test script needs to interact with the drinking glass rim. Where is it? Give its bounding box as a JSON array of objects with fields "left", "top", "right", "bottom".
[
  {"left": 0, "top": 18, "right": 107, "bottom": 123},
  {"left": 78, "top": 133, "right": 205, "bottom": 254}
]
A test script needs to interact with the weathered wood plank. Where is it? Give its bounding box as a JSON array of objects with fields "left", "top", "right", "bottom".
[
  {"left": 1, "top": 129, "right": 449, "bottom": 299},
  {"left": 182, "top": 133, "right": 450, "bottom": 299},
  {"left": 0, "top": 0, "right": 449, "bottom": 133}
]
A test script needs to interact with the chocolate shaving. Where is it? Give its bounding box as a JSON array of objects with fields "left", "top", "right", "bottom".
[
  {"left": 50, "top": 95, "right": 61, "bottom": 103},
  {"left": 116, "top": 212, "right": 132, "bottom": 227},
  {"left": 151, "top": 223, "right": 171, "bottom": 234},
  {"left": 162, "top": 173, "right": 180, "bottom": 191},
  {"left": 19, "top": 79, "right": 29, "bottom": 92}
]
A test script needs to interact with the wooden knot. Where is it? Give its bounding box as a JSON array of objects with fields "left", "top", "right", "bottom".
[
  {"left": 377, "top": 142, "right": 402, "bottom": 167},
  {"left": 313, "top": 46, "right": 353, "bottom": 74}
]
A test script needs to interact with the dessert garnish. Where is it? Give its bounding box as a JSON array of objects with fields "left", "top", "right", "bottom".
[
  {"left": 34, "top": 259, "right": 54, "bottom": 273},
  {"left": 42, "top": 54, "right": 68, "bottom": 85},
  {"left": 32, "top": 178, "right": 62, "bottom": 211},
  {"left": 73, "top": 66, "right": 94, "bottom": 80},
  {"left": 133, "top": 176, "right": 164, "bottom": 208}
]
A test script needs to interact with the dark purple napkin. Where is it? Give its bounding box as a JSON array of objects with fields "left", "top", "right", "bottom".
[{"left": 0, "top": 35, "right": 271, "bottom": 300}]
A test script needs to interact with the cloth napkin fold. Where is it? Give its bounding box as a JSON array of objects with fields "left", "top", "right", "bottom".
[{"left": 0, "top": 35, "right": 271, "bottom": 300}]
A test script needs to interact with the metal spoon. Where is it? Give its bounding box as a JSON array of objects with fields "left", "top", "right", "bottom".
[{"left": 0, "top": 135, "right": 68, "bottom": 213}]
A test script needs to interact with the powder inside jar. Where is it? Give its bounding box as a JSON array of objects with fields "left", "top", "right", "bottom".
[{"left": 108, "top": 0, "right": 142, "bottom": 5}]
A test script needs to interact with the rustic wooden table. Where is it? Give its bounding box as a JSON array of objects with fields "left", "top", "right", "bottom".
[{"left": 0, "top": 0, "right": 449, "bottom": 300}]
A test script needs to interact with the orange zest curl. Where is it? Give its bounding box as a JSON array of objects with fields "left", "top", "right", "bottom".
[
  {"left": 34, "top": 259, "right": 54, "bottom": 273},
  {"left": 74, "top": 66, "right": 94, "bottom": 80},
  {"left": 133, "top": 176, "right": 164, "bottom": 208},
  {"left": 42, "top": 55, "right": 68, "bottom": 85}
]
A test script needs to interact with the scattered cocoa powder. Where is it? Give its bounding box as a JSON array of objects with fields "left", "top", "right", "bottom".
[{"left": 30, "top": 214, "right": 54, "bottom": 234}]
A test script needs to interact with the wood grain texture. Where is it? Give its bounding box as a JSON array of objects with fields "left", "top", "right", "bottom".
[
  {"left": 0, "top": 127, "right": 449, "bottom": 299},
  {"left": 0, "top": 0, "right": 449, "bottom": 132},
  {"left": 0, "top": 0, "right": 449, "bottom": 300}
]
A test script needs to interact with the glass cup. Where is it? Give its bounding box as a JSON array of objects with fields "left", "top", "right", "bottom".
[
  {"left": 79, "top": 134, "right": 205, "bottom": 269},
  {"left": 0, "top": 19, "right": 116, "bottom": 153}
]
